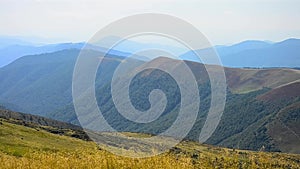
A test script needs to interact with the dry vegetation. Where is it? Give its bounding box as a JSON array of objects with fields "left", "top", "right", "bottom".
[{"left": 0, "top": 119, "right": 299, "bottom": 169}]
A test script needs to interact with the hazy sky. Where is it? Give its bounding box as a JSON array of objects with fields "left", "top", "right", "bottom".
[{"left": 1, "top": 0, "right": 300, "bottom": 45}]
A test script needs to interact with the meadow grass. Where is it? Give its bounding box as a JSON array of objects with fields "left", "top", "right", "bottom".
[{"left": 0, "top": 120, "right": 299, "bottom": 169}]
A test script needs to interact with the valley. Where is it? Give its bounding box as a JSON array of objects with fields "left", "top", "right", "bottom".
[{"left": 0, "top": 49, "right": 299, "bottom": 154}]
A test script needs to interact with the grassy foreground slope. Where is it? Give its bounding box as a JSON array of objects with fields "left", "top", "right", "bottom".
[{"left": 0, "top": 118, "right": 300, "bottom": 169}]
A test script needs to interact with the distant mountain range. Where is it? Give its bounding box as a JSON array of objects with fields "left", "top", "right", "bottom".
[
  {"left": 0, "top": 43, "right": 84, "bottom": 67},
  {"left": 180, "top": 38, "right": 300, "bottom": 68},
  {"left": 1, "top": 36, "right": 299, "bottom": 68},
  {"left": 0, "top": 49, "right": 299, "bottom": 153},
  {"left": 0, "top": 36, "right": 184, "bottom": 68},
  {"left": 0, "top": 41, "right": 133, "bottom": 68}
]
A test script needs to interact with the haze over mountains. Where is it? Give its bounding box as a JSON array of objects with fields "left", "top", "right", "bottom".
[
  {"left": 180, "top": 38, "right": 300, "bottom": 67},
  {"left": 1, "top": 36, "right": 300, "bottom": 68},
  {"left": 0, "top": 44, "right": 299, "bottom": 154},
  {"left": 0, "top": 39, "right": 132, "bottom": 68}
]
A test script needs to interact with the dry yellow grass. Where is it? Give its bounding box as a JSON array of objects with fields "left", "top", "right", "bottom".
[
  {"left": 1, "top": 148, "right": 300, "bottom": 169},
  {"left": 0, "top": 119, "right": 300, "bottom": 169}
]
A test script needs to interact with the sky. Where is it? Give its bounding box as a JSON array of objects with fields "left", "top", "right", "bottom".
[{"left": 0, "top": 0, "right": 300, "bottom": 45}]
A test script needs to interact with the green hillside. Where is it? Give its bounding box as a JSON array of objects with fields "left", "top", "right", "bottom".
[
  {"left": 0, "top": 112, "right": 300, "bottom": 169},
  {"left": 0, "top": 51, "right": 299, "bottom": 154},
  {"left": 0, "top": 49, "right": 138, "bottom": 115},
  {"left": 49, "top": 58, "right": 300, "bottom": 154}
]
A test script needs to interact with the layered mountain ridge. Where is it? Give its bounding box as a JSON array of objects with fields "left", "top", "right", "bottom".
[{"left": 0, "top": 47, "right": 299, "bottom": 154}]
